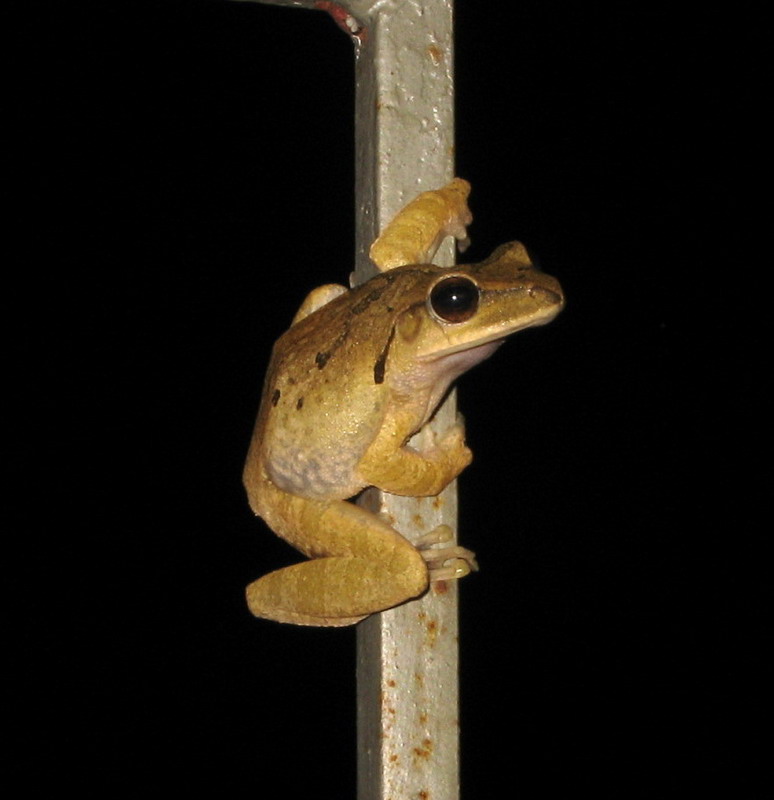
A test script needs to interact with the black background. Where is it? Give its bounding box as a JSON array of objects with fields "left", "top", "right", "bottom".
[{"left": 15, "top": 1, "right": 766, "bottom": 796}]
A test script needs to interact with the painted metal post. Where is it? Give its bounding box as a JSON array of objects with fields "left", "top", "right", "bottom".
[
  {"left": 349, "top": 6, "right": 460, "bottom": 799},
  {"left": 238, "top": 2, "right": 460, "bottom": 797}
]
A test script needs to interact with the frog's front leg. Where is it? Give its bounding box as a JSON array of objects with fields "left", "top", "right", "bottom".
[
  {"left": 357, "top": 413, "right": 472, "bottom": 497},
  {"left": 368, "top": 177, "right": 473, "bottom": 271},
  {"left": 246, "top": 480, "right": 430, "bottom": 626}
]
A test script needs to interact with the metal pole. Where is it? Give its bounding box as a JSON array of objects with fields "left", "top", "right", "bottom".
[
  {"left": 350, "top": 5, "right": 460, "bottom": 799},
  {"left": 238, "top": 2, "right": 459, "bottom": 797}
]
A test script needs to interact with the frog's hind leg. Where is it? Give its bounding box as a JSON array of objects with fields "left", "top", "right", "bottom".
[{"left": 246, "top": 488, "right": 430, "bottom": 626}]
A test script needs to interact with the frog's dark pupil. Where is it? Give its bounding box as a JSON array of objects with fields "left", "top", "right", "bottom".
[{"left": 429, "top": 277, "right": 479, "bottom": 323}]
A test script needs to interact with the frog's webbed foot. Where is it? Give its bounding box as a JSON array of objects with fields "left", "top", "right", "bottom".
[{"left": 416, "top": 524, "right": 479, "bottom": 581}]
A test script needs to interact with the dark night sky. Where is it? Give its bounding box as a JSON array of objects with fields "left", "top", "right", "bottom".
[{"left": 14, "top": 1, "right": 766, "bottom": 796}]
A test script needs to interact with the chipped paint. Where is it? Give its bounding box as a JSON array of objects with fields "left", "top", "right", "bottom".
[
  {"left": 427, "top": 44, "right": 443, "bottom": 66},
  {"left": 412, "top": 737, "right": 434, "bottom": 762}
]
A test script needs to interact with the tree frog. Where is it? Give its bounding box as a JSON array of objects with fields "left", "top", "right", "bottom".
[{"left": 243, "top": 179, "right": 564, "bottom": 626}]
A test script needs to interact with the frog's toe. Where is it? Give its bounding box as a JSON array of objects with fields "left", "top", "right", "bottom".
[
  {"left": 417, "top": 527, "right": 479, "bottom": 580},
  {"left": 427, "top": 556, "right": 476, "bottom": 582},
  {"left": 415, "top": 524, "right": 454, "bottom": 548}
]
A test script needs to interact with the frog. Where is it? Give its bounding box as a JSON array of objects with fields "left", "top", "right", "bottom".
[{"left": 243, "top": 179, "right": 564, "bottom": 626}]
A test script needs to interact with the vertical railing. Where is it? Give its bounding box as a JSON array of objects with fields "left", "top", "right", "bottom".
[
  {"left": 350, "top": 6, "right": 460, "bottom": 799},
  {"left": 239, "top": 2, "right": 460, "bottom": 797}
]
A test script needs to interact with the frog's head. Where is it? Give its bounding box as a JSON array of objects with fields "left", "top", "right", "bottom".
[
  {"left": 395, "top": 239, "right": 561, "bottom": 352},
  {"left": 380, "top": 241, "right": 563, "bottom": 395}
]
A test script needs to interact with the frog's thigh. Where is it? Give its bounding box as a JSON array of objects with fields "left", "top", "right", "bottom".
[{"left": 247, "top": 494, "right": 429, "bottom": 626}]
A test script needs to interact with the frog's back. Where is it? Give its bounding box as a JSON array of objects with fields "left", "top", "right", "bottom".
[{"left": 244, "top": 290, "right": 391, "bottom": 505}]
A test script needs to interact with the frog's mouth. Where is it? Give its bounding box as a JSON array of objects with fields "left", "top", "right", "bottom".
[{"left": 446, "top": 337, "right": 504, "bottom": 364}]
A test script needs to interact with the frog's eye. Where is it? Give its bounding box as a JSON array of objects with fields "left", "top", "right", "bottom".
[{"left": 429, "top": 276, "right": 479, "bottom": 323}]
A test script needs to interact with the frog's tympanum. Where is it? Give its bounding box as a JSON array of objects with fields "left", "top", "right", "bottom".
[{"left": 243, "top": 179, "right": 564, "bottom": 625}]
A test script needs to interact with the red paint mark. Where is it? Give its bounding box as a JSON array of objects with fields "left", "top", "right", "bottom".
[{"left": 314, "top": 2, "right": 367, "bottom": 42}]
